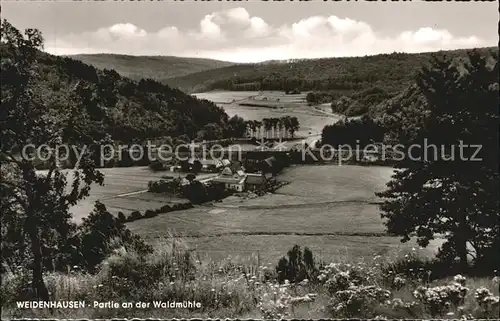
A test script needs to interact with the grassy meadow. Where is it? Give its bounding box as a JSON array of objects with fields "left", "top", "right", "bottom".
[
  {"left": 193, "top": 91, "right": 341, "bottom": 137},
  {"left": 3, "top": 236, "right": 497, "bottom": 319},
  {"left": 126, "top": 165, "right": 443, "bottom": 264},
  {"left": 53, "top": 167, "right": 213, "bottom": 222}
]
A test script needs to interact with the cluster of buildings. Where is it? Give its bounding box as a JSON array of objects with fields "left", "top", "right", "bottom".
[
  {"left": 173, "top": 157, "right": 274, "bottom": 193},
  {"left": 211, "top": 167, "right": 270, "bottom": 192}
]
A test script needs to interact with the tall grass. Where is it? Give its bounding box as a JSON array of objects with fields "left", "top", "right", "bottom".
[{"left": 2, "top": 237, "right": 498, "bottom": 319}]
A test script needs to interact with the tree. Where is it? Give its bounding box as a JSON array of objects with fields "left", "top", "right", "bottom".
[
  {"left": 196, "top": 123, "right": 223, "bottom": 141},
  {"left": 289, "top": 116, "right": 300, "bottom": 138},
  {"left": 77, "top": 202, "right": 152, "bottom": 272},
  {"left": 186, "top": 173, "right": 196, "bottom": 182},
  {"left": 275, "top": 245, "right": 317, "bottom": 284},
  {"left": 190, "top": 160, "right": 202, "bottom": 173},
  {"left": 281, "top": 116, "right": 291, "bottom": 139},
  {"left": 0, "top": 20, "right": 104, "bottom": 299},
  {"left": 245, "top": 120, "right": 254, "bottom": 137},
  {"left": 255, "top": 120, "right": 263, "bottom": 139},
  {"left": 377, "top": 51, "right": 499, "bottom": 274},
  {"left": 276, "top": 118, "right": 284, "bottom": 139},
  {"left": 263, "top": 118, "right": 272, "bottom": 139},
  {"left": 226, "top": 115, "right": 247, "bottom": 138}
]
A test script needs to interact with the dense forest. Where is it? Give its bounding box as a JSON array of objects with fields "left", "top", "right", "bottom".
[
  {"left": 1, "top": 45, "right": 235, "bottom": 145},
  {"left": 162, "top": 47, "right": 497, "bottom": 94},
  {"left": 70, "top": 54, "right": 233, "bottom": 81}
]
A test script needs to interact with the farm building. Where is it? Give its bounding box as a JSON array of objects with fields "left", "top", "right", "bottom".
[
  {"left": 198, "top": 159, "right": 220, "bottom": 172},
  {"left": 211, "top": 176, "right": 246, "bottom": 192},
  {"left": 169, "top": 165, "right": 181, "bottom": 172},
  {"left": 219, "top": 159, "right": 231, "bottom": 168},
  {"left": 245, "top": 173, "right": 267, "bottom": 191},
  {"left": 221, "top": 167, "right": 233, "bottom": 176},
  {"left": 212, "top": 168, "right": 246, "bottom": 192}
]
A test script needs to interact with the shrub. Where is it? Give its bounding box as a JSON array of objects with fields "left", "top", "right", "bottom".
[
  {"left": 144, "top": 210, "right": 157, "bottom": 218},
  {"left": 117, "top": 212, "right": 126, "bottom": 223},
  {"left": 474, "top": 287, "right": 500, "bottom": 317},
  {"left": 149, "top": 160, "right": 165, "bottom": 172},
  {"left": 380, "top": 253, "right": 459, "bottom": 284},
  {"left": 330, "top": 285, "right": 391, "bottom": 318},
  {"left": 160, "top": 204, "right": 172, "bottom": 213},
  {"left": 129, "top": 211, "right": 142, "bottom": 221},
  {"left": 412, "top": 277, "right": 469, "bottom": 316},
  {"left": 275, "top": 245, "right": 318, "bottom": 284},
  {"left": 77, "top": 202, "right": 153, "bottom": 273}
]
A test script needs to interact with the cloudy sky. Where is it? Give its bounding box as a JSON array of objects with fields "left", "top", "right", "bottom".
[{"left": 2, "top": 1, "right": 497, "bottom": 63}]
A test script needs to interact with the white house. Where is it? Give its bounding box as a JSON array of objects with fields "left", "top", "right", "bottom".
[{"left": 211, "top": 167, "right": 246, "bottom": 192}]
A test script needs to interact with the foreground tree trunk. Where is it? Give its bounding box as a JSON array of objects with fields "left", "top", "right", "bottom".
[
  {"left": 28, "top": 224, "right": 50, "bottom": 301},
  {"left": 22, "top": 166, "right": 50, "bottom": 301}
]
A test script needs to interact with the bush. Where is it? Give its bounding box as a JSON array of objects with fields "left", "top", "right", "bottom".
[
  {"left": 149, "top": 160, "right": 166, "bottom": 172},
  {"left": 77, "top": 202, "right": 153, "bottom": 273},
  {"left": 144, "top": 210, "right": 157, "bottom": 218},
  {"left": 160, "top": 204, "right": 172, "bottom": 213},
  {"left": 380, "top": 253, "right": 462, "bottom": 284},
  {"left": 117, "top": 212, "right": 126, "bottom": 223},
  {"left": 275, "top": 245, "right": 318, "bottom": 284},
  {"left": 129, "top": 211, "right": 142, "bottom": 221},
  {"left": 148, "top": 178, "right": 182, "bottom": 194}
]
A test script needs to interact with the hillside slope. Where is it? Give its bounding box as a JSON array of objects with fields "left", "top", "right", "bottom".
[
  {"left": 1, "top": 47, "right": 230, "bottom": 144},
  {"left": 163, "top": 47, "right": 497, "bottom": 94},
  {"left": 69, "top": 54, "right": 234, "bottom": 81}
]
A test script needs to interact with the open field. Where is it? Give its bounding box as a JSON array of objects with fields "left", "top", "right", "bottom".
[
  {"left": 128, "top": 202, "right": 440, "bottom": 263},
  {"left": 127, "top": 164, "right": 442, "bottom": 263},
  {"left": 183, "top": 235, "right": 437, "bottom": 264},
  {"left": 127, "top": 202, "right": 386, "bottom": 237},
  {"left": 193, "top": 91, "right": 307, "bottom": 105},
  {"left": 193, "top": 91, "right": 340, "bottom": 137},
  {"left": 219, "top": 165, "right": 394, "bottom": 207},
  {"left": 37, "top": 167, "right": 213, "bottom": 223}
]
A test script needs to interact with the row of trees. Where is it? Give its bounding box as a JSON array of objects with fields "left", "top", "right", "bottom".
[
  {"left": 195, "top": 115, "right": 247, "bottom": 141},
  {"left": 246, "top": 116, "right": 300, "bottom": 139}
]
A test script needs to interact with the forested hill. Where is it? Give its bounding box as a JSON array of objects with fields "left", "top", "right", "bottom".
[
  {"left": 163, "top": 47, "right": 497, "bottom": 94},
  {"left": 69, "top": 54, "right": 234, "bottom": 81},
  {"left": 1, "top": 46, "right": 231, "bottom": 143}
]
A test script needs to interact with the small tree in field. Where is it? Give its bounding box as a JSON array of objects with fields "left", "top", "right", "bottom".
[{"left": 377, "top": 51, "right": 499, "bottom": 274}]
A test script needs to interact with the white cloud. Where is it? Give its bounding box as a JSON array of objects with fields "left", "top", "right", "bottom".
[
  {"left": 158, "top": 26, "right": 179, "bottom": 39},
  {"left": 225, "top": 7, "right": 250, "bottom": 23},
  {"left": 245, "top": 17, "right": 269, "bottom": 38},
  {"left": 200, "top": 14, "right": 221, "bottom": 39},
  {"left": 44, "top": 8, "right": 491, "bottom": 62},
  {"left": 107, "top": 23, "right": 147, "bottom": 38}
]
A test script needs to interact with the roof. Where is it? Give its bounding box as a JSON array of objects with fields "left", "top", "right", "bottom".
[
  {"left": 200, "top": 159, "right": 219, "bottom": 165},
  {"left": 212, "top": 176, "right": 246, "bottom": 185},
  {"left": 245, "top": 173, "right": 266, "bottom": 185},
  {"left": 221, "top": 167, "right": 233, "bottom": 176},
  {"left": 263, "top": 156, "right": 276, "bottom": 167}
]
